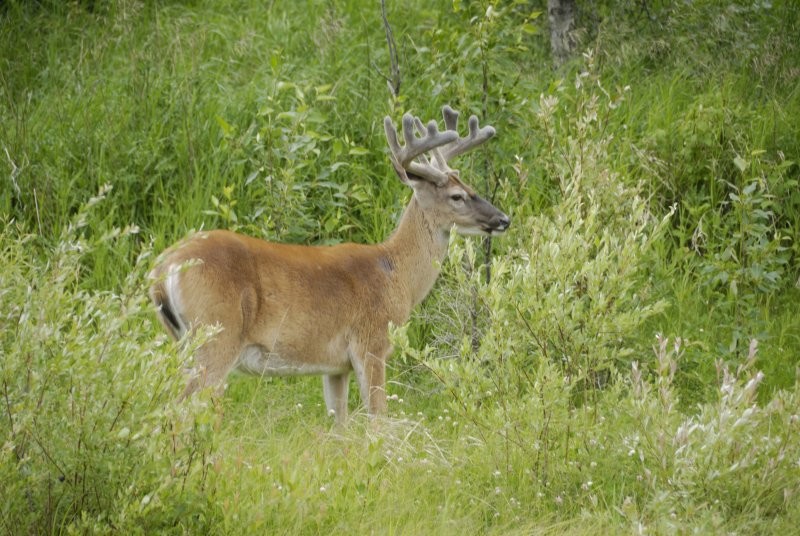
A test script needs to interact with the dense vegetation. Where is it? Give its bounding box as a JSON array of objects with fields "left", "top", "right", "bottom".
[{"left": 2, "top": 0, "right": 799, "bottom": 533}]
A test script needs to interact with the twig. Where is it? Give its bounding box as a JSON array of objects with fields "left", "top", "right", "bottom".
[
  {"left": 2, "top": 380, "right": 15, "bottom": 449},
  {"left": 4, "top": 147, "right": 21, "bottom": 196},
  {"left": 33, "top": 188, "right": 42, "bottom": 236},
  {"left": 373, "top": 0, "right": 401, "bottom": 98}
]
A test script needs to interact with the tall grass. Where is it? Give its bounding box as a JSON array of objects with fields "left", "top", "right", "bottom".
[{"left": 2, "top": 0, "right": 799, "bottom": 533}]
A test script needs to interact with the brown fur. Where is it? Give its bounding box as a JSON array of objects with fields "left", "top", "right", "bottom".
[{"left": 150, "top": 145, "right": 509, "bottom": 423}]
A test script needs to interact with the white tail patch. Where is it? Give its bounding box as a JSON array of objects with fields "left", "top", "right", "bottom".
[{"left": 164, "top": 263, "right": 188, "bottom": 338}]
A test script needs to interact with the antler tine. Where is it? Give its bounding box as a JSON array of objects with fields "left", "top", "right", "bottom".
[
  {"left": 398, "top": 114, "right": 455, "bottom": 165},
  {"left": 442, "top": 105, "right": 459, "bottom": 131},
  {"left": 414, "top": 116, "right": 451, "bottom": 173},
  {"left": 383, "top": 114, "right": 416, "bottom": 167},
  {"left": 384, "top": 115, "right": 403, "bottom": 161},
  {"left": 384, "top": 111, "right": 458, "bottom": 185},
  {"left": 400, "top": 114, "right": 417, "bottom": 160},
  {"left": 440, "top": 112, "right": 496, "bottom": 162}
]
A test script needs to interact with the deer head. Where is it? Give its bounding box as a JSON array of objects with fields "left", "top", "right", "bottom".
[{"left": 384, "top": 106, "right": 511, "bottom": 237}]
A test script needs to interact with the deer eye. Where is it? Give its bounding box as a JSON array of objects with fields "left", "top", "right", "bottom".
[{"left": 450, "top": 193, "right": 465, "bottom": 202}]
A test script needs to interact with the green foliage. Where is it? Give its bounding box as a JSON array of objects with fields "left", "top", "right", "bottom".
[
  {"left": 0, "top": 191, "right": 222, "bottom": 533},
  {"left": 699, "top": 175, "right": 788, "bottom": 296},
  {"left": 624, "top": 338, "right": 800, "bottom": 532},
  {"left": 596, "top": 1, "right": 800, "bottom": 280},
  {"left": 206, "top": 81, "right": 379, "bottom": 243},
  {"left": 422, "top": 63, "right": 670, "bottom": 391},
  {"left": 1, "top": 0, "right": 799, "bottom": 533},
  {"left": 392, "top": 64, "right": 800, "bottom": 530}
]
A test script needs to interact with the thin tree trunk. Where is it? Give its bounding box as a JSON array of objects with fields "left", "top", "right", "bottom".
[{"left": 548, "top": 0, "right": 577, "bottom": 67}]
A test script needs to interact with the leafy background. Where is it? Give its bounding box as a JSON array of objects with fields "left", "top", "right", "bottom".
[{"left": 2, "top": 0, "right": 799, "bottom": 533}]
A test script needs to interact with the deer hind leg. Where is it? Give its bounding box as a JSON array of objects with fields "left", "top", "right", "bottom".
[
  {"left": 179, "top": 326, "right": 243, "bottom": 401},
  {"left": 323, "top": 373, "right": 350, "bottom": 424},
  {"left": 350, "top": 341, "right": 390, "bottom": 418}
]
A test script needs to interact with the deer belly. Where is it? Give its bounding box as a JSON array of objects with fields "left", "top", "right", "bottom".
[{"left": 236, "top": 345, "right": 350, "bottom": 377}]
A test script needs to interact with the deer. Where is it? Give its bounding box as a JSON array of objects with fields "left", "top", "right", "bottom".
[{"left": 149, "top": 105, "right": 510, "bottom": 423}]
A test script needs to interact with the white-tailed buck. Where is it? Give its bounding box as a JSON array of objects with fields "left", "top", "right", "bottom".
[{"left": 149, "top": 105, "right": 510, "bottom": 422}]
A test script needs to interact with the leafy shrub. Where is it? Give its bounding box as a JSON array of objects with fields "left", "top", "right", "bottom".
[
  {"left": 394, "top": 62, "right": 672, "bottom": 515},
  {"left": 394, "top": 55, "right": 800, "bottom": 532},
  {"left": 207, "top": 82, "right": 379, "bottom": 245},
  {"left": 421, "top": 58, "right": 670, "bottom": 390},
  {"left": 622, "top": 337, "right": 800, "bottom": 532},
  {"left": 0, "top": 189, "right": 221, "bottom": 533}
]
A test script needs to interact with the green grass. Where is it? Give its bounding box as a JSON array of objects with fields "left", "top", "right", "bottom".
[{"left": 2, "top": 0, "right": 800, "bottom": 533}]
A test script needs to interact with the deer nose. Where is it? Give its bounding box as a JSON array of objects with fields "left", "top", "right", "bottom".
[{"left": 496, "top": 214, "right": 511, "bottom": 231}]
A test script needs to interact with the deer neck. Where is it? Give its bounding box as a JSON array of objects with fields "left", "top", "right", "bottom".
[{"left": 383, "top": 195, "right": 450, "bottom": 308}]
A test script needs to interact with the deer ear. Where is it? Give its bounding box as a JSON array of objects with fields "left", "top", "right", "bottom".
[
  {"left": 404, "top": 173, "right": 426, "bottom": 185},
  {"left": 390, "top": 157, "right": 413, "bottom": 186},
  {"left": 390, "top": 157, "right": 441, "bottom": 190}
]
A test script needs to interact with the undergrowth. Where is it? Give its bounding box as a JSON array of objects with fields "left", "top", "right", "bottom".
[{"left": 2, "top": 0, "right": 799, "bottom": 533}]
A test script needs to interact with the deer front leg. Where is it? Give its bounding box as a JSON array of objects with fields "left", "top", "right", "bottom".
[
  {"left": 350, "top": 345, "right": 389, "bottom": 418},
  {"left": 323, "top": 373, "right": 350, "bottom": 424}
]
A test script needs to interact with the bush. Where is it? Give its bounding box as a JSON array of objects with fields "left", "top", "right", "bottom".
[
  {"left": 393, "top": 58, "right": 800, "bottom": 532},
  {"left": 628, "top": 338, "right": 800, "bottom": 532},
  {"left": 0, "top": 189, "right": 221, "bottom": 533},
  {"left": 395, "top": 62, "right": 674, "bottom": 518},
  {"left": 421, "top": 58, "right": 671, "bottom": 393}
]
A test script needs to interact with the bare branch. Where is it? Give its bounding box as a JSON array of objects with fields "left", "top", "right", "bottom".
[{"left": 376, "top": 0, "right": 401, "bottom": 98}]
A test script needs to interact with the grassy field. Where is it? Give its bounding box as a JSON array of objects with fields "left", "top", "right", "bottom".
[{"left": 2, "top": 0, "right": 800, "bottom": 533}]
